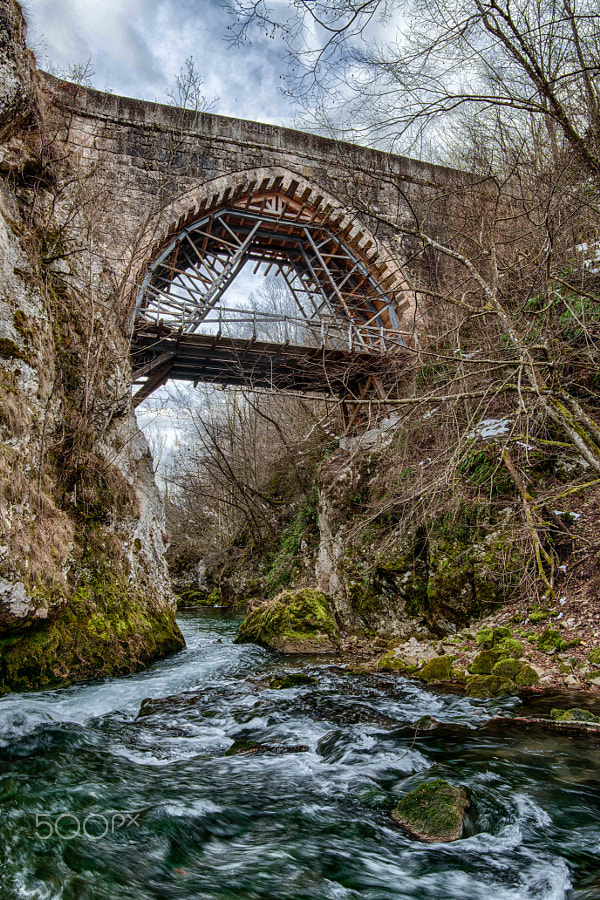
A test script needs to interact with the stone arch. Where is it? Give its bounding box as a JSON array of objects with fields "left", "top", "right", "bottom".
[{"left": 129, "top": 166, "right": 415, "bottom": 332}]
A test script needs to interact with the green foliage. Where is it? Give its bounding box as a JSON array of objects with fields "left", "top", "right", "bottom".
[{"left": 264, "top": 490, "right": 318, "bottom": 596}]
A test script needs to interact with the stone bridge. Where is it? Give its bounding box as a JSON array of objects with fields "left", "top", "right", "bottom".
[{"left": 41, "top": 73, "right": 481, "bottom": 402}]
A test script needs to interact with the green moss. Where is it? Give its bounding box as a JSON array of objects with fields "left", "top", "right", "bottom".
[
  {"left": 264, "top": 491, "right": 318, "bottom": 597},
  {"left": 496, "top": 637, "right": 524, "bottom": 658},
  {"left": 270, "top": 672, "right": 317, "bottom": 689},
  {"left": 451, "top": 667, "right": 468, "bottom": 683},
  {"left": 391, "top": 780, "right": 469, "bottom": 843},
  {"left": 419, "top": 656, "right": 453, "bottom": 682},
  {"left": 0, "top": 337, "right": 28, "bottom": 363},
  {"left": 529, "top": 609, "right": 552, "bottom": 623},
  {"left": 234, "top": 588, "right": 339, "bottom": 653},
  {"left": 491, "top": 657, "right": 522, "bottom": 679},
  {"left": 469, "top": 648, "right": 507, "bottom": 675},
  {"left": 0, "top": 551, "right": 184, "bottom": 693},
  {"left": 588, "top": 649, "right": 600, "bottom": 666},
  {"left": 493, "top": 626, "right": 513, "bottom": 643},
  {"left": 537, "top": 627, "right": 567, "bottom": 653},
  {"left": 465, "top": 675, "right": 517, "bottom": 698},
  {"left": 550, "top": 707, "right": 600, "bottom": 723},
  {"left": 515, "top": 664, "right": 540, "bottom": 686},
  {"left": 377, "top": 651, "right": 408, "bottom": 672},
  {"left": 475, "top": 626, "right": 494, "bottom": 648}
]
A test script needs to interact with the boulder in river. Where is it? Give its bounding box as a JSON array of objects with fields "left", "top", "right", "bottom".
[
  {"left": 391, "top": 779, "right": 469, "bottom": 842},
  {"left": 235, "top": 588, "right": 340, "bottom": 653}
]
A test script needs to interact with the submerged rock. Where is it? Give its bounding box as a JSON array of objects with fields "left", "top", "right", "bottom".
[
  {"left": 235, "top": 588, "right": 339, "bottom": 653},
  {"left": 270, "top": 672, "right": 317, "bottom": 689},
  {"left": 391, "top": 779, "right": 469, "bottom": 843}
]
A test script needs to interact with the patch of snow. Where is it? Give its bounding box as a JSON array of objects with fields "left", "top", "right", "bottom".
[{"left": 468, "top": 417, "right": 513, "bottom": 440}]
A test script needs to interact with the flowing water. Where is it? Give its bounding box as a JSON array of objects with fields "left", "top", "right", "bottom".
[{"left": 2, "top": 609, "right": 600, "bottom": 899}]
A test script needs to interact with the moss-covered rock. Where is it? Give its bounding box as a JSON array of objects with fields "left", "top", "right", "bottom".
[
  {"left": 491, "top": 657, "right": 522, "bottom": 679},
  {"left": 537, "top": 628, "right": 567, "bottom": 653},
  {"left": 419, "top": 655, "right": 453, "bottom": 683},
  {"left": 588, "top": 649, "right": 600, "bottom": 667},
  {"left": 391, "top": 779, "right": 469, "bottom": 843},
  {"left": 475, "top": 626, "right": 494, "bottom": 648},
  {"left": 496, "top": 637, "right": 524, "bottom": 658},
  {"left": 529, "top": 610, "right": 549, "bottom": 623},
  {"left": 469, "top": 648, "right": 507, "bottom": 675},
  {"left": 465, "top": 674, "right": 516, "bottom": 698},
  {"left": 515, "top": 664, "right": 540, "bottom": 686},
  {"left": 0, "top": 556, "right": 184, "bottom": 692},
  {"left": 234, "top": 588, "right": 339, "bottom": 653},
  {"left": 377, "top": 651, "right": 409, "bottom": 672},
  {"left": 550, "top": 707, "right": 600, "bottom": 723},
  {"left": 270, "top": 672, "right": 317, "bottom": 689}
]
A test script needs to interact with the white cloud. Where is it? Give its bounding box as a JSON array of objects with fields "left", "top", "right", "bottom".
[{"left": 24, "top": 0, "right": 296, "bottom": 124}]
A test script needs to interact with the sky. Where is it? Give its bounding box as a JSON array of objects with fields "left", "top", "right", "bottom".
[{"left": 23, "top": 0, "right": 297, "bottom": 126}]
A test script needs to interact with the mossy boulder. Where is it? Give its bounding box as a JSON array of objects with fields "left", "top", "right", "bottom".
[
  {"left": 270, "top": 672, "right": 317, "bottom": 689},
  {"left": 419, "top": 656, "right": 453, "bottom": 683},
  {"left": 588, "top": 649, "right": 600, "bottom": 666},
  {"left": 491, "top": 657, "right": 522, "bottom": 679},
  {"left": 475, "top": 626, "right": 494, "bottom": 648},
  {"left": 515, "top": 664, "right": 540, "bottom": 686},
  {"left": 550, "top": 707, "right": 600, "bottom": 723},
  {"left": 234, "top": 588, "right": 339, "bottom": 654},
  {"left": 537, "top": 628, "right": 567, "bottom": 654},
  {"left": 497, "top": 637, "right": 524, "bottom": 658},
  {"left": 465, "top": 675, "right": 517, "bottom": 698},
  {"left": 469, "top": 648, "right": 507, "bottom": 675},
  {"left": 377, "top": 651, "right": 409, "bottom": 672},
  {"left": 391, "top": 779, "right": 469, "bottom": 843}
]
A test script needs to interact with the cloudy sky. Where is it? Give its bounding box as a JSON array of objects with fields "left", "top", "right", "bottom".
[{"left": 23, "top": 0, "right": 297, "bottom": 125}]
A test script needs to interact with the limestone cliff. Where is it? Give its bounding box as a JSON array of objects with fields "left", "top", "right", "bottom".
[{"left": 0, "top": 0, "right": 183, "bottom": 692}]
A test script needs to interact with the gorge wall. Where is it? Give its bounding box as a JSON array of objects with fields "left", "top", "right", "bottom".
[{"left": 0, "top": 0, "right": 183, "bottom": 692}]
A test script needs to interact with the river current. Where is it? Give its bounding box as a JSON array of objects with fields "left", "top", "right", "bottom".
[{"left": 1, "top": 609, "right": 600, "bottom": 899}]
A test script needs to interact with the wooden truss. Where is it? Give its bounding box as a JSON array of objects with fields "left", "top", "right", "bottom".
[{"left": 132, "top": 191, "right": 407, "bottom": 402}]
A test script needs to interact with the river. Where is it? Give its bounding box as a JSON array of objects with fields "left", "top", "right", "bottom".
[{"left": 1, "top": 609, "right": 600, "bottom": 899}]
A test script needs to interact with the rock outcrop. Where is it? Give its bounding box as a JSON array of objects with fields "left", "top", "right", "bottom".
[
  {"left": 235, "top": 588, "right": 340, "bottom": 653},
  {"left": 0, "top": 0, "right": 183, "bottom": 692}
]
